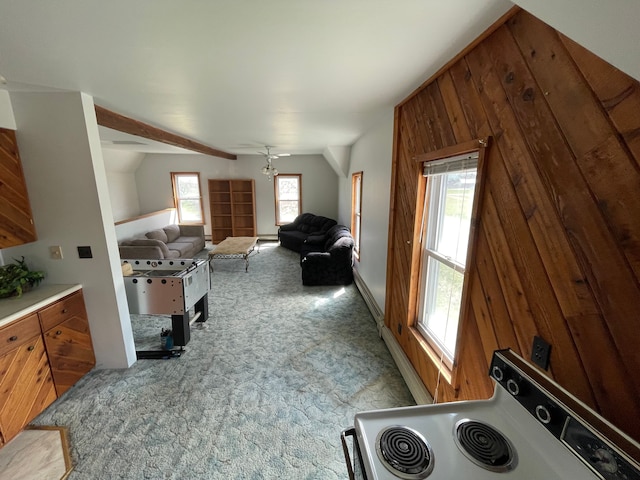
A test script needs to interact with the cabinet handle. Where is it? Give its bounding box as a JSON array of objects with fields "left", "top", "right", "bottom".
[
  {"left": 27, "top": 345, "right": 34, "bottom": 351},
  {"left": 62, "top": 309, "right": 68, "bottom": 314},
  {"left": 9, "top": 335, "right": 18, "bottom": 342},
  {"left": 56, "top": 330, "right": 62, "bottom": 335}
]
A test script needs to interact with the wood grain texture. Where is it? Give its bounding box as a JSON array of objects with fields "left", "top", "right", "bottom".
[
  {"left": 208, "top": 179, "right": 256, "bottom": 242},
  {"left": 95, "top": 105, "right": 236, "bottom": 160},
  {"left": 38, "top": 291, "right": 96, "bottom": 396},
  {"left": 385, "top": 9, "right": 640, "bottom": 440},
  {"left": 44, "top": 316, "right": 96, "bottom": 396},
  {"left": 0, "top": 128, "right": 37, "bottom": 248},
  {"left": 0, "top": 336, "right": 57, "bottom": 442}
]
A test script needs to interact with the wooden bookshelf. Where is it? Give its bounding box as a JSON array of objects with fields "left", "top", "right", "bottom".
[{"left": 208, "top": 179, "right": 256, "bottom": 242}]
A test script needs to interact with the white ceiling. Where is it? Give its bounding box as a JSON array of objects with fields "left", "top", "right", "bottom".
[{"left": 0, "top": 0, "right": 514, "bottom": 157}]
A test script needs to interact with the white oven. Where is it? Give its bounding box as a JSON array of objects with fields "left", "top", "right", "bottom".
[{"left": 341, "top": 349, "right": 640, "bottom": 480}]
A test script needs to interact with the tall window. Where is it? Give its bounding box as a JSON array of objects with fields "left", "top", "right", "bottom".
[
  {"left": 351, "top": 172, "right": 363, "bottom": 260},
  {"left": 171, "top": 172, "right": 204, "bottom": 224},
  {"left": 274, "top": 174, "right": 302, "bottom": 225},
  {"left": 417, "top": 151, "right": 479, "bottom": 369}
]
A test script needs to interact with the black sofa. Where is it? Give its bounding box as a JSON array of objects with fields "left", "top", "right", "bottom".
[
  {"left": 278, "top": 213, "right": 337, "bottom": 252},
  {"left": 300, "top": 225, "right": 355, "bottom": 286}
]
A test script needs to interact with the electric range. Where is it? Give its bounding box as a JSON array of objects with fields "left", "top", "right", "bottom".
[{"left": 342, "top": 349, "right": 640, "bottom": 479}]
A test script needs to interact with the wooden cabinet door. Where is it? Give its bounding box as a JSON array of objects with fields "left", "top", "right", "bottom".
[
  {"left": 43, "top": 315, "right": 96, "bottom": 396},
  {"left": 0, "top": 128, "right": 37, "bottom": 248},
  {"left": 39, "top": 291, "right": 96, "bottom": 396},
  {"left": 0, "top": 335, "right": 57, "bottom": 442}
]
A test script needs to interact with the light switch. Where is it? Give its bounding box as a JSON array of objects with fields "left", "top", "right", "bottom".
[
  {"left": 77, "top": 246, "right": 93, "bottom": 258},
  {"left": 49, "top": 245, "right": 63, "bottom": 260}
]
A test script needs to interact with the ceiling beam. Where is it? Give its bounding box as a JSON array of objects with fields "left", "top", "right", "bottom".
[{"left": 94, "top": 105, "right": 236, "bottom": 160}]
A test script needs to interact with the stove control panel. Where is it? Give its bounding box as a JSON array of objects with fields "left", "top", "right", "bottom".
[
  {"left": 490, "top": 353, "right": 569, "bottom": 439},
  {"left": 490, "top": 350, "right": 640, "bottom": 480},
  {"left": 562, "top": 417, "right": 640, "bottom": 480}
]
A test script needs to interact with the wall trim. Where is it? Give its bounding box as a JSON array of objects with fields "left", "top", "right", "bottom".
[
  {"left": 353, "top": 269, "right": 432, "bottom": 405},
  {"left": 353, "top": 268, "right": 384, "bottom": 330}
]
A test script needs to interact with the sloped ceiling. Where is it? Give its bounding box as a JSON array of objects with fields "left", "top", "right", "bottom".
[
  {"left": 0, "top": 0, "right": 513, "bottom": 157},
  {"left": 2, "top": 1, "right": 638, "bottom": 160}
]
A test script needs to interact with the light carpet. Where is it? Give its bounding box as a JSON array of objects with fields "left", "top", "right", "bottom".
[{"left": 31, "top": 242, "right": 414, "bottom": 479}]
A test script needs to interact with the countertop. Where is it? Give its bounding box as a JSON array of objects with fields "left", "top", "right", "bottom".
[{"left": 0, "top": 284, "right": 82, "bottom": 329}]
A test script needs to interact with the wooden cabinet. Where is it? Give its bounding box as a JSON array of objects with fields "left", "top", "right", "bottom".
[
  {"left": 0, "top": 316, "right": 57, "bottom": 443},
  {"left": 0, "top": 128, "right": 37, "bottom": 248},
  {"left": 208, "top": 179, "right": 257, "bottom": 242},
  {"left": 39, "top": 291, "right": 96, "bottom": 396},
  {"left": 0, "top": 289, "right": 95, "bottom": 444}
]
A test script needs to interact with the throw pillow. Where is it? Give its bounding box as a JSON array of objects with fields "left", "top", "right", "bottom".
[
  {"left": 146, "top": 229, "right": 168, "bottom": 243},
  {"left": 163, "top": 224, "right": 181, "bottom": 243}
]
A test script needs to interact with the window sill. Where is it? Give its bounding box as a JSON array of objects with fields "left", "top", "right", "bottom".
[{"left": 408, "top": 326, "right": 455, "bottom": 387}]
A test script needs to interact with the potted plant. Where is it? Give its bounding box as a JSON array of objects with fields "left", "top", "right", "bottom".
[{"left": 0, "top": 256, "right": 45, "bottom": 298}]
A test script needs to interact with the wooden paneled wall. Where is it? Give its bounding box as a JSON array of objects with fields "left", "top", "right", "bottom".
[
  {"left": 385, "top": 8, "right": 640, "bottom": 441},
  {"left": 0, "top": 128, "right": 37, "bottom": 248}
]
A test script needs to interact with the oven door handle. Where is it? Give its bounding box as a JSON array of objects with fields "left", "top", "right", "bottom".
[{"left": 341, "top": 427, "right": 357, "bottom": 480}]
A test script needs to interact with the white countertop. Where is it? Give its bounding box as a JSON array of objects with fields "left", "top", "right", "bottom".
[{"left": 0, "top": 284, "right": 82, "bottom": 329}]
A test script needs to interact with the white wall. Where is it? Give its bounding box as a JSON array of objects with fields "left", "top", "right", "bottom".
[
  {"left": 102, "top": 149, "right": 144, "bottom": 222},
  {"left": 338, "top": 111, "right": 394, "bottom": 311},
  {"left": 0, "top": 90, "right": 16, "bottom": 129},
  {"left": 114, "top": 209, "right": 177, "bottom": 242},
  {"left": 2, "top": 91, "right": 136, "bottom": 369},
  {"left": 135, "top": 153, "right": 339, "bottom": 237}
]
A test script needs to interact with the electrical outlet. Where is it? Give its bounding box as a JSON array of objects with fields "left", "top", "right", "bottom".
[
  {"left": 49, "top": 245, "right": 63, "bottom": 260},
  {"left": 531, "top": 336, "right": 551, "bottom": 370}
]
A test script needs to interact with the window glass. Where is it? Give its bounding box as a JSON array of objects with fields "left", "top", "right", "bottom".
[
  {"left": 417, "top": 155, "right": 478, "bottom": 365},
  {"left": 171, "top": 172, "right": 204, "bottom": 223},
  {"left": 275, "top": 174, "right": 301, "bottom": 225}
]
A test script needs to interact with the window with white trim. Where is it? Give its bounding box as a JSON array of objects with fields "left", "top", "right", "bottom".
[
  {"left": 417, "top": 152, "right": 479, "bottom": 368},
  {"left": 274, "top": 174, "right": 301, "bottom": 225},
  {"left": 171, "top": 172, "right": 204, "bottom": 224}
]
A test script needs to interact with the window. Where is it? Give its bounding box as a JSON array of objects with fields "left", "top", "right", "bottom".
[
  {"left": 274, "top": 174, "right": 301, "bottom": 225},
  {"left": 416, "top": 151, "right": 480, "bottom": 370},
  {"left": 171, "top": 172, "right": 204, "bottom": 224},
  {"left": 351, "top": 172, "right": 363, "bottom": 260}
]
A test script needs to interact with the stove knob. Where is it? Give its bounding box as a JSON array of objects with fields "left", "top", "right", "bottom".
[
  {"left": 492, "top": 365, "right": 504, "bottom": 382},
  {"left": 506, "top": 379, "right": 520, "bottom": 396},
  {"left": 535, "top": 405, "right": 552, "bottom": 424}
]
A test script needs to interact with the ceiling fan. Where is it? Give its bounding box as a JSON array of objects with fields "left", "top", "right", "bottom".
[{"left": 259, "top": 146, "right": 290, "bottom": 180}]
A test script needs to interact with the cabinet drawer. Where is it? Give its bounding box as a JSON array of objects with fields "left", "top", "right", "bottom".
[
  {"left": 38, "top": 291, "right": 87, "bottom": 332},
  {"left": 0, "top": 313, "right": 40, "bottom": 357}
]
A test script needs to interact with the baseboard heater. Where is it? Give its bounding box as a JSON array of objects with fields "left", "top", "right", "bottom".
[{"left": 353, "top": 269, "right": 433, "bottom": 405}]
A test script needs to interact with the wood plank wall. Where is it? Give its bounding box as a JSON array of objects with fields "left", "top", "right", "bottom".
[
  {"left": 0, "top": 128, "right": 37, "bottom": 248},
  {"left": 385, "top": 9, "right": 640, "bottom": 441}
]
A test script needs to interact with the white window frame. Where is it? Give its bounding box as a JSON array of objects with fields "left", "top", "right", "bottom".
[
  {"left": 416, "top": 151, "right": 480, "bottom": 371},
  {"left": 274, "top": 174, "right": 302, "bottom": 225},
  {"left": 171, "top": 172, "right": 204, "bottom": 224}
]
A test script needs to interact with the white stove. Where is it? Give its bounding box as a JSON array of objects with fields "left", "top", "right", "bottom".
[{"left": 341, "top": 349, "right": 640, "bottom": 480}]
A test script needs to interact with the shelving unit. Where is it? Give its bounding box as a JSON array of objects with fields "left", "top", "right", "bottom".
[{"left": 208, "top": 179, "right": 256, "bottom": 243}]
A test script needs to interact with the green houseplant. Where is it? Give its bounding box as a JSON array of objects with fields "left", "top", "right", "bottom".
[{"left": 0, "top": 256, "right": 45, "bottom": 298}]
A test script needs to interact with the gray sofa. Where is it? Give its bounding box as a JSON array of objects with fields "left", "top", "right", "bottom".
[{"left": 118, "top": 224, "right": 205, "bottom": 259}]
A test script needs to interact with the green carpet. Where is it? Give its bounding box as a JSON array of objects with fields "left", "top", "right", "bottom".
[{"left": 31, "top": 242, "right": 414, "bottom": 479}]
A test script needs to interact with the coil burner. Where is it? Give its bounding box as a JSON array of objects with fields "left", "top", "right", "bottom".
[
  {"left": 454, "top": 419, "right": 517, "bottom": 472},
  {"left": 376, "top": 426, "right": 435, "bottom": 479}
]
